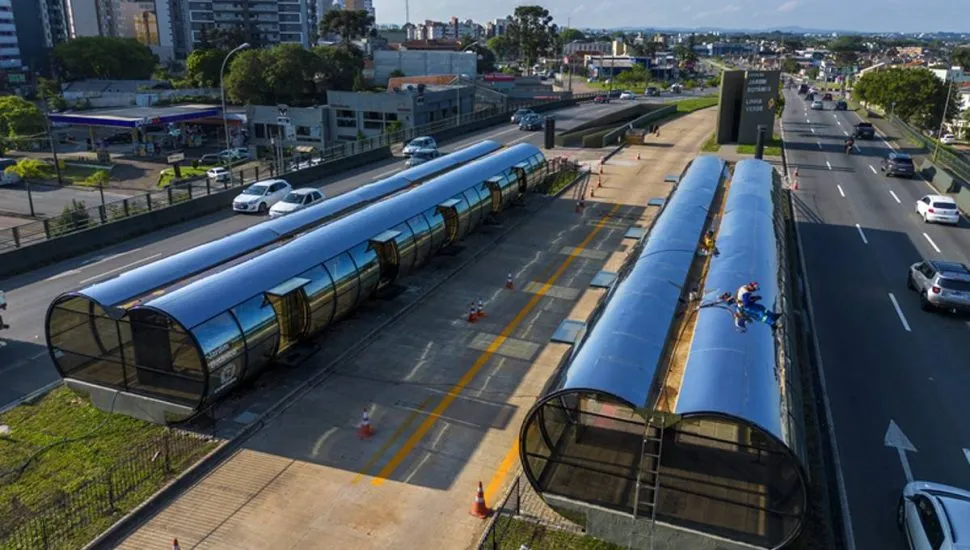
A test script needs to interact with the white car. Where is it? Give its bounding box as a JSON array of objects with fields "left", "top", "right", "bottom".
[
  {"left": 898, "top": 481, "right": 970, "bottom": 550},
  {"left": 940, "top": 134, "right": 957, "bottom": 145},
  {"left": 269, "top": 188, "right": 326, "bottom": 218},
  {"left": 232, "top": 179, "right": 292, "bottom": 214},
  {"left": 206, "top": 167, "right": 231, "bottom": 183},
  {"left": 619, "top": 91, "right": 636, "bottom": 100},
  {"left": 405, "top": 148, "right": 441, "bottom": 168},
  {"left": 220, "top": 148, "right": 250, "bottom": 161},
  {"left": 916, "top": 194, "right": 960, "bottom": 225},
  {"left": 402, "top": 136, "right": 437, "bottom": 156}
]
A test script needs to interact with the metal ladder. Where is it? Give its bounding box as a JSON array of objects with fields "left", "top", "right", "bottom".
[{"left": 630, "top": 413, "right": 667, "bottom": 550}]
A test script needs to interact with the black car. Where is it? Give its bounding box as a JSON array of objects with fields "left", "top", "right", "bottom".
[
  {"left": 835, "top": 100, "right": 848, "bottom": 111},
  {"left": 822, "top": 93, "right": 833, "bottom": 101},
  {"left": 607, "top": 89, "right": 622, "bottom": 98},
  {"left": 854, "top": 122, "right": 875, "bottom": 139},
  {"left": 881, "top": 152, "right": 916, "bottom": 178},
  {"left": 798, "top": 83, "right": 810, "bottom": 95}
]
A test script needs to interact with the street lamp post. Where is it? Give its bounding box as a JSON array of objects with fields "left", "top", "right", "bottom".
[
  {"left": 933, "top": 78, "right": 954, "bottom": 162},
  {"left": 220, "top": 43, "right": 250, "bottom": 167}
]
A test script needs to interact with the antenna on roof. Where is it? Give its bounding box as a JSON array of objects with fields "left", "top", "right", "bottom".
[{"left": 405, "top": 0, "right": 410, "bottom": 24}]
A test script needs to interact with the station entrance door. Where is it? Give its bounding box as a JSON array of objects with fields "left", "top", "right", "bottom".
[{"left": 266, "top": 277, "right": 311, "bottom": 354}]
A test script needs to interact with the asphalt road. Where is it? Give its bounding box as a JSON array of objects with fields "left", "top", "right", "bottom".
[
  {"left": 783, "top": 89, "right": 970, "bottom": 550},
  {"left": 0, "top": 99, "right": 632, "bottom": 410},
  {"left": 0, "top": 183, "right": 134, "bottom": 220}
]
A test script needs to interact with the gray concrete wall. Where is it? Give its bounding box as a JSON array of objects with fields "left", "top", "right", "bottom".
[
  {"left": 919, "top": 158, "right": 968, "bottom": 195},
  {"left": 373, "top": 50, "right": 476, "bottom": 84},
  {"left": 0, "top": 147, "right": 392, "bottom": 278}
]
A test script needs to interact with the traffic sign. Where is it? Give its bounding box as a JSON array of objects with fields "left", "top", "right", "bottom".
[
  {"left": 277, "top": 116, "right": 291, "bottom": 126},
  {"left": 167, "top": 152, "right": 185, "bottom": 164}
]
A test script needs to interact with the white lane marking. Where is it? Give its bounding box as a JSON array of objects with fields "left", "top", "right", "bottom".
[
  {"left": 507, "top": 133, "right": 536, "bottom": 146},
  {"left": 855, "top": 223, "right": 869, "bottom": 244},
  {"left": 842, "top": 129, "right": 849, "bottom": 136},
  {"left": 889, "top": 190, "right": 901, "bottom": 204},
  {"left": 43, "top": 269, "right": 82, "bottom": 282},
  {"left": 923, "top": 232, "right": 942, "bottom": 253},
  {"left": 78, "top": 253, "right": 163, "bottom": 284},
  {"left": 888, "top": 293, "right": 912, "bottom": 332},
  {"left": 373, "top": 167, "right": 400, "bottom": 179},
  {"left": 826, "top": 161, "right": 832, "bottom": 170},
  {"left": 817, "top": 140, "right": 823, "bottom": 149},
  {"left": 79, "top": 248, "right": 141, "bottom": 268},
  {"left": 837, "top": 184, "right": 845, "bottom": 197},
  {"left": 837, "top": 119, "right": 842, "bottom": 125},
  {"left": 964, "top": 448, "right": 970, "bottom": 465},
  {"left": 869, "top": 164, "right": 877, "bottom": 174},
  {"left": 811, "top": 127, "right": 816, "bottom": 134},
  {"left": 806, "top": 118, "right": 811, "bottom": 123}
]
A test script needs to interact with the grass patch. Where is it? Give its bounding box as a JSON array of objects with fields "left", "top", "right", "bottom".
[
  {"left": 676, "top": 96, "right": 719, "bottom": 113},
  {"left": 701, "top": 134, "right": 721, "bottom": 152},
  {"left": 545, "top": 169, "right": 582, "bottom": 195},
  {"left": 493, "top": 518, "right": 625, "bottom": 550},
  {"left": 736, "top": 137, "right": 783, "bottom": 157},
  {"left": 0, "top": 387, "right": 215, "bottom": 549},
  {"left": 158, "top": 165, "right": 214, "bottom": 188},
  {"left": 55, "top": 165, "right": 106, "bottom": 186}
]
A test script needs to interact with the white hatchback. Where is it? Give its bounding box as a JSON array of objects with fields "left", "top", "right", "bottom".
[
  {"left": 269, "top": 188, "right": 326, "bottom": 218},
  {"left": 233, "top": 179, "right": 292, "bottom": 214},
  {"left": 619, "top": 91, "right": 636, "bottom": 100},
  {"left": 402, "top": 136, "right": 437, "bottom": 156},
  {"left": 940, "top": 134, "right": 957, "bottom": 145},
  {"left": 916, "top": 194, "right": 960, "bottom": 225},
  {"left": 899, "top": 481, "right": 970, "bottom": 550},
  {"left": 206, "top": 167, "right": 231, "bottom": 183}
]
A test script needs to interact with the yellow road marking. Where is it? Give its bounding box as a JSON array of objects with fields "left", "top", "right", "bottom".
[
  {"left": 369, "top": 203, "right": 624, "bottom": 486},
  {"left": 351, "top": 395, "right": 434, "bottom": 484},
  {"left": 484, "top": 442, "right": 520, "bottom": 505}
]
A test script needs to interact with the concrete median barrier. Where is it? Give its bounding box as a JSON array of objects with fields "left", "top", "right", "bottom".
[
  {"left": 0, "top": 147, "right": 392, "bottom": 279},
  {"left": 919, "top": 158, "right": 966, "bottom": 194}
]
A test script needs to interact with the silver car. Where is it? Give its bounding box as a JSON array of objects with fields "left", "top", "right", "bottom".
[
  {"left": 898, "top": 481, "right": 970, "bottom": 550},
  {"left": 907, "top": 260, "right": 970, "bottom": 312}
]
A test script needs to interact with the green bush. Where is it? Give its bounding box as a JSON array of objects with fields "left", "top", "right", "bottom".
[{"left": 48, "top": 199, "right": 93, "bottom": 237}]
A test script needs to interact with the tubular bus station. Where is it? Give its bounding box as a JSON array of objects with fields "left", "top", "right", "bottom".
[
  {"left": 519, "top": 157, "right": 808, "bottom": 550},
  {"left": 46, "top": 143, "right": 552, "bottom": 424}
]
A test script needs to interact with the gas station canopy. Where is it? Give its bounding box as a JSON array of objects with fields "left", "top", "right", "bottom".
[{"left": 48, "top": 104, "right": 223, "bottom": 129}]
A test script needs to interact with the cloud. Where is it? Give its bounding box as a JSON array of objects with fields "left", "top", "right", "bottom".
[
  {"left": 694, "top": 4, "right": 740, "bottom": 18},
  {"left": 777, "top": 0, "right": 800, "bottom": 12}
]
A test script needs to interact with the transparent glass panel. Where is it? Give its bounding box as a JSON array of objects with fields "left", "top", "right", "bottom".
[
  {"left": 423, "top": 206, "right": 446, "bottom": 252},
  {"left": 406, "top": 214, "right": 433, "bottom": 268},
  {"left": 349, "top": 242, "right": 380, "bottom": 306},
  {"left": 192, "top": 312, "right": 245, "bottom": 398},
  {"left": 451, "top": 193, "right": 471, "bottom": 240},
  {"left": 300, "top": 264, "right": 336, "bottom": 334},
  {"left": 324, "top": 252, "right": 359, "bottom": 322},
  {"left": 231, "top": 295, "right": 280, "bottom": 378},
  {"left": 462, "top": 189, "right": 483, "bottom": 230},
  {"left": 391, "top": 223, "right": 417, "bottom": 276},
  {"left": 47, "top": 298, "right": 127, "bottom": 390}
]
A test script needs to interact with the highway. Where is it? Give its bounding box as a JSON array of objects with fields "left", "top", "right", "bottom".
[
  {"left": 783, "top": 89, "right": 970, "bottom": 550},
  {"left": 0, "top": 99, "right": 631, "bottom": 409}
]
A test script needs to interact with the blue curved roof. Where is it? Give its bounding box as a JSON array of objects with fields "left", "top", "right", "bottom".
[
  {"left": 139, "top": 143, "right": 544, "bottom": 329},
  {"left": 675, "top": 159, "right": 791, "bottom": 443},
  {"left": 549, "top": 156, "right": 726, "bottom": 408},
  {"left": 73, "top": 140, "right": 502, "bottom": 308}
]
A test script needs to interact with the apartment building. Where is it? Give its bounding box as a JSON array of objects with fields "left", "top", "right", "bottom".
[
  {"left": 0, "top": 0, "right": 23, "bottom": 74},
  {"left": 184, "top": 0, "right": 315, "bottom": 50},
  {"left": 343, "top": 0, "right": 373, "bottom": 18}
]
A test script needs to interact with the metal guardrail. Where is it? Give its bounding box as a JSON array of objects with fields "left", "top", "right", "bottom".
[
  {"left": 888, "top": 115, "right": 970, "bottom": 183},
  {"left": 476, "top": 476, "right": 524, "bottom": 550},
  {"left": 0, "top": 94, "right": 599, "bottom": 253},
  {"left": 0, "top": 431, "right": 213, "bottom": 550}
]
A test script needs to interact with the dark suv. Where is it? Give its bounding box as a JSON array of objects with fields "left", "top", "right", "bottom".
[
  {"left": 907, "top": 260, "right": 970, "bottom": 312},
  {"left": 881, "top": 152, "right": 915, "bottom": 178},
  {"left": 854, "top": 122, "right": 875, "bottom": 139},
  {"left": 835, "top": 100, "right": 848, "bottom": 111}
]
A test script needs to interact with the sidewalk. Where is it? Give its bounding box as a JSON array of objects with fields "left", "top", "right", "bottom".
[{"left": 111, "top": 109, "right": 716, "bottom": 550}]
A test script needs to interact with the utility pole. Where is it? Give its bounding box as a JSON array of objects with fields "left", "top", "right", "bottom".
[
  {"left": 40, "top": 97, "right": 64, "bottom": 187},
  {"left": 934, "top": 77, "right": 954, "bottom": 162}
]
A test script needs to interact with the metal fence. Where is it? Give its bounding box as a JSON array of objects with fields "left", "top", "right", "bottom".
[
  {"left": 0, "top": 94, "right": 598, "bottom": 253},
  {"left": 0, "top": 431, "right": 214, "bottom": 550},
  {"left": 889, "top": 115, "right": 970, "bottom": 183},
  {"left": 476, "top": 474, "right": 586, "bottom": 550}
]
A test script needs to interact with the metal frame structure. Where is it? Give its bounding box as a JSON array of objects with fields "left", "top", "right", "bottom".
[
  {"left": 46, "top": 143, "right": 548, "bottom": 423},
  {"left": 518, "top": 157, "right": 808, "bottom": 550}
]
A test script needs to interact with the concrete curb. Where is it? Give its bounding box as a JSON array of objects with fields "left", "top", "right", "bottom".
[
  {"left": 0, "top": 379, "right": 62, "bottom": 415},
  {"left": 86, "top": 169, "right": 585, "bottom": 550}
]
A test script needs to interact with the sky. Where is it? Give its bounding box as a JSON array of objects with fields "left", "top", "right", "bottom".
[{"left": 374, "top": 0, "right": 970, "bottom": 34}]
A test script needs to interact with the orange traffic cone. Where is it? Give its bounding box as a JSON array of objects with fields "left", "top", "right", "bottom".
[
  {"left": 469, "top": 481, "right": 492, "bottom": 519},
  {"left": 590, "top": 185, "right": 595, "bottom": 197},
  {"left": 597, "top": 176, "right": 602, "bottom": 188},
  {"left": 636, "top": 152, "right": 641, "bottom": 160},
  {"left": 358, "top": 409, "right": 375, "bottom": 439},
  {"left": 173, "top": 538, "right": 181, "bottom": 550},
  {"left": 792, "top": 177, "right": 799, "bottom": 191},
  {"left": 467, "top": 303, "right": 478, "bottom": 323},
  {"left": 598, "top": 163, "right": 603, "bottom": 175},
  {"left": 476, "top": 299, "right": 486, "bottom": 318},
  {"left": 505, "top": 273, "right": 514, "bottom": 289}
]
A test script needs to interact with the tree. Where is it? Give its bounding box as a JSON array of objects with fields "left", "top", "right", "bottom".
[
  {"left": 780, "top": 39, "right": 804, "bottom": 53},
  {"left": 952, "top": 47, "right": 970, "bottom": 71},
  {"left": 224, "top": 49, "right": 270, "bottom": 104},
  {"left": 185, "top": 49, "right": 227, "bottom": 88},
  {"left": 828, "top": 36, "right": 866, "bottom": 68},
  {"left": 673, "top": 44, "right": 697, "bottom": 68},
  {"left": 5, "top": 158, "right": 52, "bottom": 180},
  {"left": 52, "top": 37, "right": 157, "bottom": 80},
  {"left": 560, "top": 28, "right": 585, "bottom": 42},
  {"left": 487, "top": 35, "right": 515, "bottom": 61},
  {"left": 806, "top": 66, "right": 820, "bottom": 80},
  {"left": 781, "top": 58, "right": 800, "bottom": 74},
  {"left": 320, "top": 9, "right": 374, "bottom": 47},
  {"left": 389, "top": 69, "right": 405, "bottom": 78},
  {"left": 263, "top": 44, "right": 324, "bottom": 105},
  {"left": 505, "top": 5, "right": 557, "bottom": 66},
  {"left": 352, "top": 72, "right": 367, "bottom": 91},
  {"left": 314, "top": 45, "right": 363, "bottom": 91},
  {"left": 465, "top": 44, "right": 496, "bottom": 73},
  {"left": 0, "top": 96, "right": 46, "bottom": 137},
  {"left": 853, "top": 67, "right": 956, "bottom": 130}
]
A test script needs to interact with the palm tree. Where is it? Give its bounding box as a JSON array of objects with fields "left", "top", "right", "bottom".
[{"left": 320, "top": 9, "right": 374, "bottom": 48}]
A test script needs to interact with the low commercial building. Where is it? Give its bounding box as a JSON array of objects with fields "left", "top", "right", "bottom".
[
  {"left": 327, "top": 84, "right": 475, "bottom": 140},
  {"left": 247, "top": 104, "right": 330, "bottom": 150}
]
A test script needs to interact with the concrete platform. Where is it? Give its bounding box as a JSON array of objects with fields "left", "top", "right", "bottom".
[{"left": 113, "top": 108, "right": 718, "bottom": 550}]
